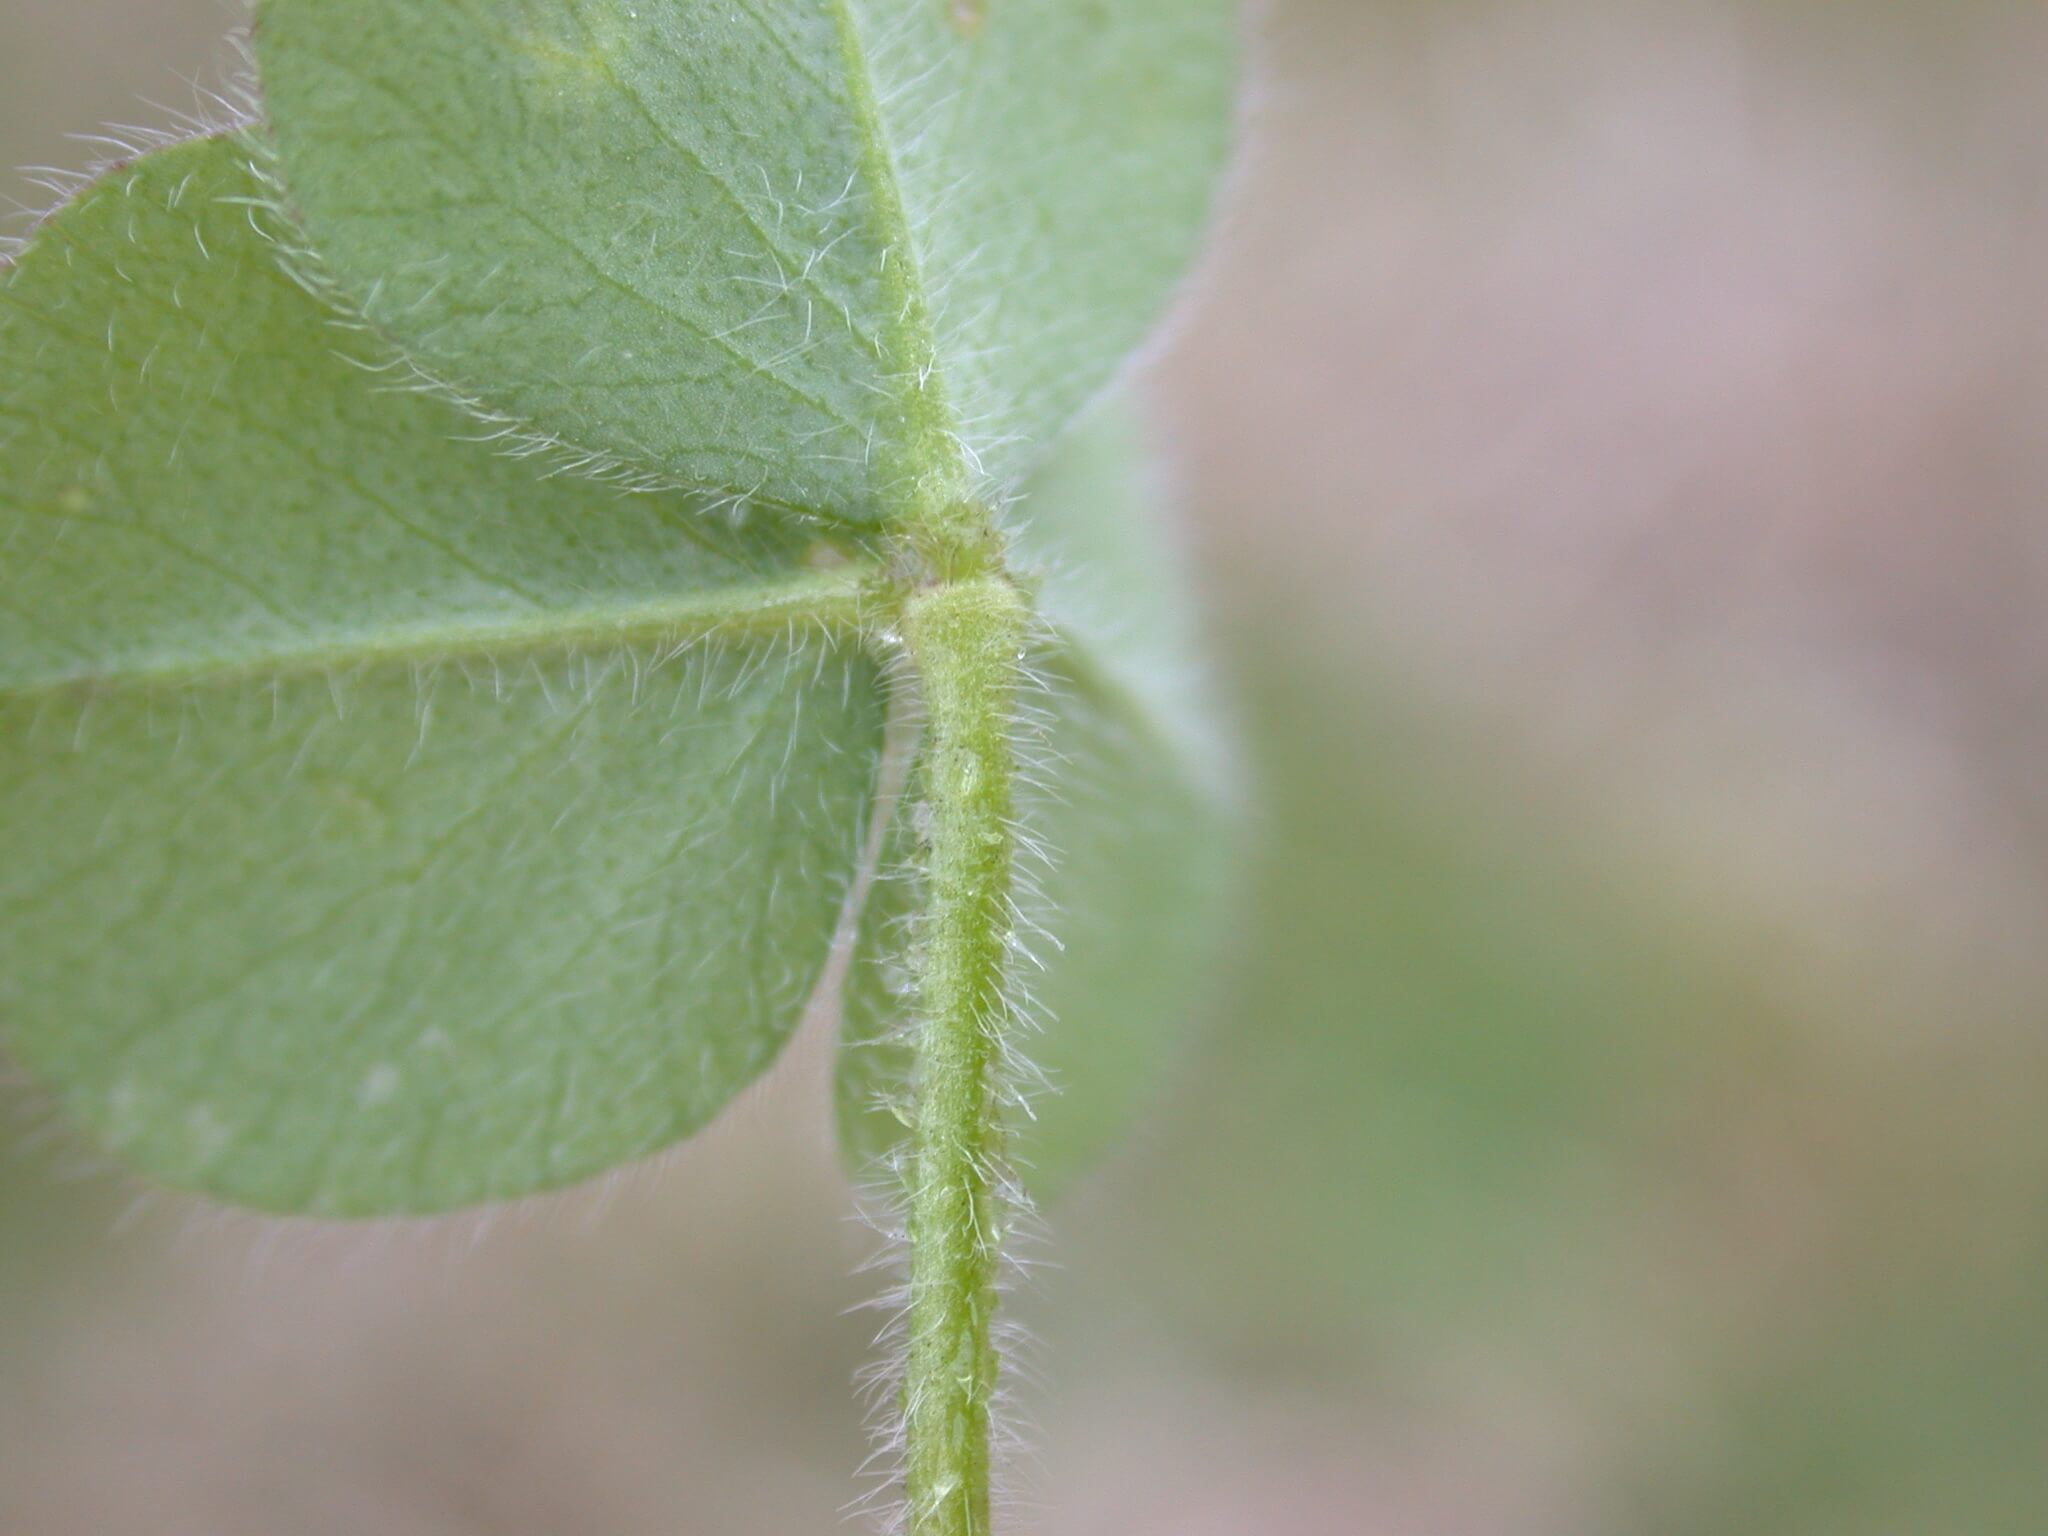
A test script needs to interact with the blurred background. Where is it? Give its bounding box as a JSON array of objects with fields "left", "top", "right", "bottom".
[{"left": 6, "top": 1, "right": 2048, "bottom": 1531}]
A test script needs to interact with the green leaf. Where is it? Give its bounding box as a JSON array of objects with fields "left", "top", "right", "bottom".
[
  {"left": 250, "top": 0, "right": 1235, "bottom": 517},
  {"left": 0, "top": 136, "right": 888, "bottom": 1215},
  {"left": 835, "top": 403, "right": 1233, "bottom": 1198}
]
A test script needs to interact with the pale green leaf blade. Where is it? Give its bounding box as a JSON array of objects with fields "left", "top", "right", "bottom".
[
  {"left": 836, "top": 403, "right": 1234, "bottom": 1197},
  {"left": 0, "top": 137, "right": 887, "bottom": 1214},
  {"left": 4, "top": 651, "right": 882, "bottom": 1217},
  {"left": 250, "top": 0, "right": 1235, "bottom": 516}
]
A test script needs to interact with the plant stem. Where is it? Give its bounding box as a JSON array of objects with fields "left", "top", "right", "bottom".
[{"left": 898, "top": 571, "right": 1027, "bottom": 1536}]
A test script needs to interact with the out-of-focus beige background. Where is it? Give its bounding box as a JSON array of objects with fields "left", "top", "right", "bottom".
[{"left": 6, "top": 2, "right": 2048, "bottom": 1532}]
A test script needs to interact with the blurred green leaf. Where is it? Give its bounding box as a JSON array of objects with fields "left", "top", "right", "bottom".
[{"left": 1110, "top": 643, "right": 1772, "bottom": 1361}]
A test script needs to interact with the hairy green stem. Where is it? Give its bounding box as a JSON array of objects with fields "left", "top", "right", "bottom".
[{"left": 898, "top": 571, "right": 1028, "bottom": 1536}]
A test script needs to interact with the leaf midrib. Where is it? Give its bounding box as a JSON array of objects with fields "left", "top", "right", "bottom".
[
  {"left": 0, "top": 561, "right": 880, "bottom": 700},
  {"left": 821, "top": 0, "right": 974, "bottom": 525}
]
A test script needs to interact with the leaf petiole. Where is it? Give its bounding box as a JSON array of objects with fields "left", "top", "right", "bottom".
[{"left": 896, "top": 570, "right": 1029, "bottom": 1536}]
